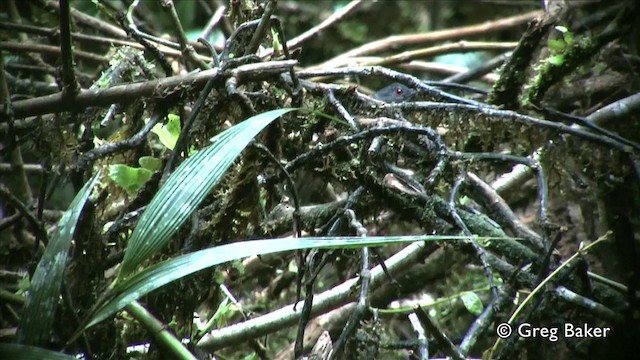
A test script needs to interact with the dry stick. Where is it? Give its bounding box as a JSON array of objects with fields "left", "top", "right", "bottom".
[
  {"left": 541, "top": 107, "right": 640, "bottom": 151},
  {"left": 161, "top": 0, "right": 209, "bottom": 70},
  {"left": 465, "top": 172, "right": 544, "bottom": 251},
  {"left": 490, "top": 234, "right": 612, "bottom": 356},
  {"left": 414, "top": 305, "right": 465, "bottom": 360},
  {"left": 0, "top": 41, "right": 108, "bottom": 63},
  {"left": 116, "top": 2, "right": 173, "bottom": 77},
  {"left": 408, "top": 312, "right": 428, "bottom": 360},
  {"left": 0, "top": 21, "right": 202, "bottom": 60},
  {"left": 5, "top": 63, "right": 80, "bottom": 77},
  {"left": 245, "top": 0, "right": 277, "bottom": 57},
  {"left": 554, "top": 286, "right": 623, "bottom": 323},
  {"left": 295, "top": 254, "right": 320, "bottom": 359},
  {"left": 0, "top": 164, "right": 43, "bottom": 173},
  {"left": 491, "top": 92, "right": 640, "bottom": 196},
  {"left": 329, "top": 250, "right": 371, "bottom": 360},
  {"left": 75, "top": 110, "right": 164, "bottom": 171},
  {"left": 121, "top": 0, "right": 213, "bottom": 56},
  {"left": 5, "top": 0, "right": 57, "bottom": 79},
  {"left": 443, "top": 51, "right": 511, "bottom": 84},
  {"left": 58, "top": 0, "right": 78, "bottom": 97},
  {"left": 0, "top": 51, "right": 36, "bottom": 240},
  {"left": 0, "top": 185, "right": 47, "bottom": 244},
  {"left": 326, "top": 90, "right": 359, "bottom": 130},
  {"left": 390, "top": 101, "right": 632, "bottom": 154},
  {"left": 340, "top": 41, "right": 518, "bottom": 68},
  {"left": 275, "top": 304, "right": 353, "bottom": 360},
  {"left": 125, "top": 0, "right": 181, "bottom": 51},
  {"left": 400, "top": 60, "right": 499, "bottom": 84},
  {"left": 200, "top": 6, "right": 226, "bottom": 41},
  {"left": 419, "top": 81, "right": 488, "bottom": 96},
  {"left": 161, "top": 39, "right": 220, "bottom": 180},
  {"left": 5, "top": 72, "right": 59, "bottom": 95},
  {"left": 312, "top": 10, "right": 541, "bottom": 69},
  {"left": 448, "top": 174, "right": 499, "bottom": 300},
  {"left": 0, "top": 60, "right": 297, "bottom": 119},
  {"left": 458, "top": 286, "right": 513, "bottom": 355},
  {"left": 329, "top": 210, "right": 370, "bottom": 360},
  {"left": 220, "top": 19, "right": 269, "bottom": 62},
  {"left": 262, "top": 0, "right": 364, "bottom": 58},
  {"left": 446, "top": 151, "right": 550, "bottom": 249},
  {"left": 45, "top": 0, "right": 127, "bottom": 39},
  {"left": 292, "top": 195, "right": 363, "bottom": 358},
  {"left": 197, "top": 241, "right": 428, "bottom": 350},
  {"left": 123, "top": 5, "right": 212, "bottom": 60},
  {"left": 253, "top": 143, "right": 303, "bottom": 239},
  {"left": 296, "top": 66, "right": 484, "bottom": 106}
]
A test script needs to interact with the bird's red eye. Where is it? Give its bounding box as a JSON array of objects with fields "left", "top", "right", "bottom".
[{"left": 395, "top": 88, "right": 404, "bottom": 96}]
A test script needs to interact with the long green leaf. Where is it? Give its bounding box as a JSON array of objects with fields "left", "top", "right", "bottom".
[
  {"left": 0, "top": 343, "right": 78, "bottom": 360},
  {"left": 88, "top": 235, "right": 475, "bottom": 329},
  {"left": 118, "top": 108, "right": 296, "bottom": 278},
  {"left": 17, "top": 172, "right": 100, "bottom": 346}
]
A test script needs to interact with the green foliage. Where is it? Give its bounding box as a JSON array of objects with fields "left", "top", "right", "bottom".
[
  {"left": 138, "top": 156, "right": 162, "bottom": 171},
  {"left": 271, "top": 28, "right": 282, "bottom": 56},
  {"left": 547, "top": 54, "right": 565, "bottom": 66},
  {"left": 108, "top": 164, "right": 154, "bottom": 196},
  {"left": 546, "top": 25, "right": 575, "bottom": 67},
  {"left": 193, "top": 297, "right": 236, "bottom": 342},
  {"left": 520, "top": 24, "right": 582, "bottom": 106},
  {"left": 460, "top": 291, "right": 483, "bottom": 315},
  {"left": 116, "top": 108, "right": 297, "bottom": 279},
  {"left": 85, "top": 235, "right": 478, "bottom": 330},
  {"left": 555, "top": 25, "right": 574, "bottom": 46},
  {"left": 151, "top": 113, "right": 182, "bottom": 150},
  {"left": 17, "top": 172, "right": 101, "bottom": 346},
  {"left": 108, "top": 112, "right": 177, "bottom": 196}
]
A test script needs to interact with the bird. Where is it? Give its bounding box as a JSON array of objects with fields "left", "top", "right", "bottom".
[{"left": 372, "top": 82, "right": 416, "bottom": 103}]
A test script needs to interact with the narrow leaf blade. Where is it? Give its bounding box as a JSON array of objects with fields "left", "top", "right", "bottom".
[
  {"left": 118, "top": 109, "right": 296, "bottom": 278},
  {"left": 88, "top": 235, "right": 472, "bottom": 328},
  {"left": 17, "top": 172, "right": 100, "bottom": 345}
]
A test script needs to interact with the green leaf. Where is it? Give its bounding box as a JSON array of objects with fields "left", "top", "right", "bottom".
[
  {"left": 0, "top": 343, "right": 78, "bottom": 360},
  {"left": 547, "top": 39, "right": 565, "bottom": 53},
  {"left": 460, "top": 291, "right": 483, "bottom": 315},
  {"left": 211, "top": 297, "right": 234, "bottom": 328},
  {"left": 271, "top": 28, "right": 282, "bottom": 54},
  {"left": 17, "top": 172, "right": 100, "bottom": 346},
  {"left": 547, "top": 54, "right": 565, "bottom": 66},
  {"left": 194, "top": 297, "right": 233, "bottom": 342},
  {"left": 563, "top": 31, "right": 574, "bottom": 46},
  {"left": 108, "top": 164, "right": 153, "bottom": 196},
  {"left": 151, "top": 113, "right": 181, "bottom": 150},
  {"left": 117, "top": 108, "right": 296, "bottom": 279},
  {"left": 139, "top": 156, "right": 162, "bottom": 171},
  {"left": 88, "top": 235, "right": 473, "bottom": 329},
  {"left": 553, "top": 25, "right": 574, "bottom": 47}
]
